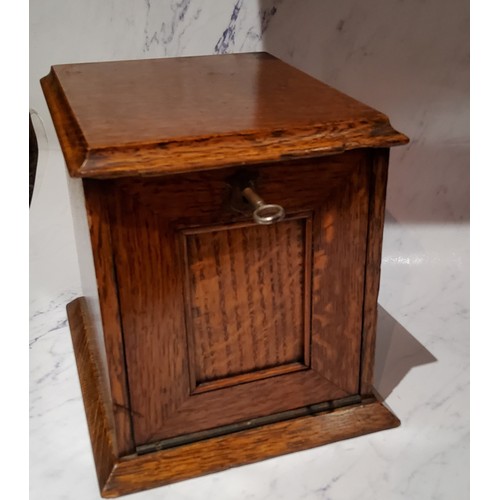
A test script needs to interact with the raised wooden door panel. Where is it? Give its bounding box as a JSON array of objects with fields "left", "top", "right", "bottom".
[
  {"left": 183, "top": 216, "right": 312, "bottom": 393},
  {"left": 101, "top": 150, "right": 370, "bottom": 447}
]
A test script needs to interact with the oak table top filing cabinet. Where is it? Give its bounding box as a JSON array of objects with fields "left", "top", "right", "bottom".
[{"left": 41, "top": 52, "right": 409, "bottom": 497}]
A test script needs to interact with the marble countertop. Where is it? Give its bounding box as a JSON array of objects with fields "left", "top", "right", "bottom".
[{"left": 30, "top": 146, "right": 469, "bottom": 500}]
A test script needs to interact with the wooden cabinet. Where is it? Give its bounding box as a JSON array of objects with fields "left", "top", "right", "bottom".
[{"left": 41, "top": 52, "right": 408, "bottom": 497}]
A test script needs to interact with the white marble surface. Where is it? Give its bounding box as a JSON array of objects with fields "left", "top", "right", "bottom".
[{"left": 30, "top": 1, "right": 469, "bottom": 498}]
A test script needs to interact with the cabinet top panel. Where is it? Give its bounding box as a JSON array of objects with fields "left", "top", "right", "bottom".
[{"left": 41, "top": 52, "right": 408, "bottom": 178}]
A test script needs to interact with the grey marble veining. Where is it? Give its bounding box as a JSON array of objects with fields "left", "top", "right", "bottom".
[
  {"left": 30, "top": 1, "right": 469, "bottom": 498},
  {"left": 214, "top": 0, "right": 282, "bottom": 54}
]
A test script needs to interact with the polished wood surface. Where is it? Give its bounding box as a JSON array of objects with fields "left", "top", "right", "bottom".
[
  {"left": 68, "top": 296, "right": 399, "bottom": 498},
  {"left": 360, "top": 149, "right": 390, "bottom": 396},
  {"left": 41, "top": 52, "right": 408, "bottom": 178},
  {"left": 104, "top": 151, "right": 369, "bottom": 445},
  {"left": 184, "top": 217, "right": 310, "bottom": 388},
  {"left": 82, "top": 180, "right": 135, "bottom": 454},
  {"left": 42, "top": 52, "right": 408, "bottom": 497},
  {"left": 67, "top": 298, "right": 118, "bottom": 492},
  {"left": 106, "top": 400, "right": 399, "bottom": 498}
]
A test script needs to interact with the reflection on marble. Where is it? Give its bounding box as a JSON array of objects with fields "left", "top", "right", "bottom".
[{"left": 30, "top": 0, "right": 469, "bottom": 498}]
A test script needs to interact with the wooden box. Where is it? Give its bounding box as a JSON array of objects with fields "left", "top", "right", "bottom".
[{"left": 41, "top": 52, "right": 408, "bottom": 497}]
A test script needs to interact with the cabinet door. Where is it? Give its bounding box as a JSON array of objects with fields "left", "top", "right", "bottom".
[{"left": 105, "top": 150, "right": 370, "bottom": 448}]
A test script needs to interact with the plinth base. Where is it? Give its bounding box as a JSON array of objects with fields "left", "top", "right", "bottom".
[{"left": 67, "top": 297, "right": 400, "bottom": 498}]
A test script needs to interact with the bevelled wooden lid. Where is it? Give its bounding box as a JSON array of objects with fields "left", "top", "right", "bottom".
[{"left": 41, "top": 52, "right": 408, "bottom": 178}]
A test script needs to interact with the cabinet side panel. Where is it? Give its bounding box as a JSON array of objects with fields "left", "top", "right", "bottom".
[
  {"left": 68, "top": 176, "right": 135, "bottom": 454},
  {"left": 359, "top": 149, "right": 390, "bottom": 395},
  {"left": 311, "top": 161, "right": 370, "bottom": 394}
]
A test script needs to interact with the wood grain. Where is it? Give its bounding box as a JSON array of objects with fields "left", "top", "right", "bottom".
[
  {"left": 108, "top": 183, "right": 347, "bottom": 444},
  {"left": 41, "top": 52, "right": 408, "bottom": 179},
  {"left": 105, "top": 189, "right": 191, "bottom": 445},
  {"left": 359, "top": 149, "right": 390, "bottom": 396},
  {"left": 310, "top": 159, "right": 369, "bottom": 395},
  {"left": 183, "top": 217, "right": 309, "bottom": 387},
  {"left": 47, "top": 51, "right": 407, "bottom": 497},
  {"left": 39, "top": 69, "right": 88, "bottom": 178},
  {"left": 109, "top": 151, "right": 363, "bottom": 226},
  {"left": 79, "top": 180, "right": 135, "bottom": 455},
  {"left": 68, "top": 293, "right": 399, "bottom": 498},
  {"left": 104, "top": 152, "right": 369, "bottom": 445},
  {"left": 104, "top": 399, "right": 399, "bottom": 498},
  {"left": 66, "top": 298, "right": 118, "bottom": 492}
]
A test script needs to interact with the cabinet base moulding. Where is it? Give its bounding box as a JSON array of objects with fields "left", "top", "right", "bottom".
[{"left": 68, "top": 296, "right": 400, "bottom": 498}]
